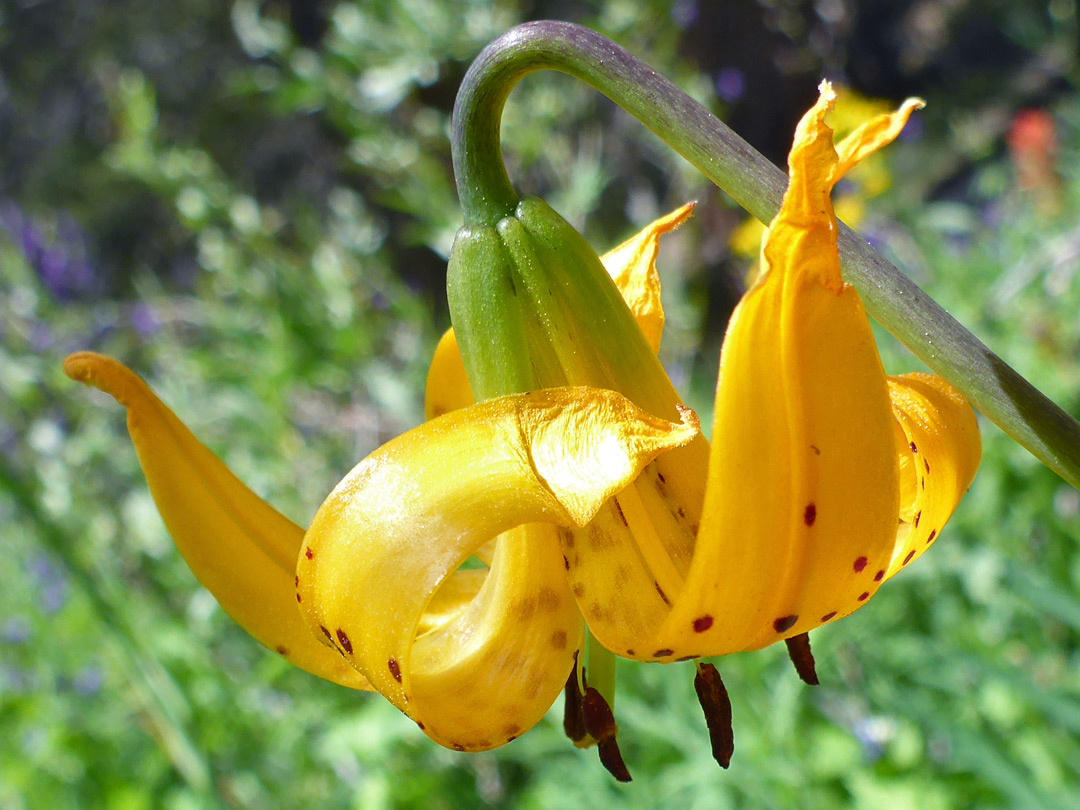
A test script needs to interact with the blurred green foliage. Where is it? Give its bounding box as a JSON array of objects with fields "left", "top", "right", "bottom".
[{"left": 2, "top": 1, "right": 1080, "bottom": 808}]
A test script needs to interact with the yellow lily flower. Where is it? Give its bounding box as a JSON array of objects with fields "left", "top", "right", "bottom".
[{"left": 65, "top": 82, "right": 981, "bottom": 781}]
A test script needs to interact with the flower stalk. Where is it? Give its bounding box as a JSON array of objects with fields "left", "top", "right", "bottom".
[{"left": 452, "top": 20, "right": 1080, "bottom": 490}]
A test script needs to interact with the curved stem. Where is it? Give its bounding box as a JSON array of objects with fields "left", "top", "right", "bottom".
[{"left": 452, "top": 20, "right": 1080, "bottom": 490}]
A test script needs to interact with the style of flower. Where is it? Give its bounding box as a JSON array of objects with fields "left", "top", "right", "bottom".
[{"left": 65, "top": 82, "right": 981, "bottom": 781}]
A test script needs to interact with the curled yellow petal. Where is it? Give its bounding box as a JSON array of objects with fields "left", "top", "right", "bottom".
[
  {"left": 835, "top": 97, "right": 924, "bottom": 181},
  {"left": 885, "top": 373, "right": 981, "bottom": 578},
  {"left": 63, "top": 352, "right": 371, "bottom": 690},
  {"left": 297, "top": 387, "right": 698, "bottom": 750},
  {"left": 600, "top": 202, "right": 695, "bottom": 353},
  {"left": 655, "top": 83, "right": 913, "bottom": 657}
]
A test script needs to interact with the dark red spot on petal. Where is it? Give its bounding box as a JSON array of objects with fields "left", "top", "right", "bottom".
[
  {"left": 820, "top": 611, "right": 837, "bottom": 622},
  {"left": 319, "top": 625, "right": 332, "bottom": 641},
  {"left": 914, "top": 510, "right": 921, "bottom": 528},
  {"left": 295, "top": 593, "right": 302, "bottom": 603},
  {"left": 657, "top": 472, "right": 666, "bottom": 484},
  {"left": 336, "top": 629, "right": 353, "bottom": 654},
  {"left": 551, "top": 630, "right": 567, "bottom": 650},
  {"left": 803, "top": 503, "right": 817, "bottom": 526},
  {"left": 275, "top": 645, "right": 288, "bottom": 655},
  {"left": 388, "top": 657, "right": 402, "bottom": 682},
  {"left": 927, "top": 529, "right": 937, "bottom": 543},
  {"left": 294, "top": 575, "right": 299, "bottom": 587},
  {"left": 924, "top": 459, "right": 930, "bottom": 473},
  {"left": 625, "top": 648, "right": 635, "bottom": 657},
  {"left": 773, "top": 614, "right": 798, "bottom": 633},
  {"left": 858, "top": 591, "right": 870, "bottom": 601},
  {"left": 903, "top": 549, "right": 915, "bottom": 565},
  {"left": 655, "top": 582, "right": 671, "bottom": 605},
  {"left": 652, "top": 648, "right": 674, "bottom": 658},
  {"left": 417, "top": 721, "right": 425, "bottom": 730},
  {"left": 693, "top": 615, "right": 714, "bottom": 632},
  {"left": 910, "top": 441, "right": 918, "bottom": 453},
  {"left": 874, "top": 569, "right": 885, "bottom": 582},
  {"left": 452, "top": 743, "right": 465, "bottom": 751},
  {"left": 304, "top": 547, "right": 313, "bottom": 560},
  {"left": 563, "top": 555, "right": 570, "bottom": 570},
  {"left": 853, "top": 556, "right": 868, "bottom": 573}
]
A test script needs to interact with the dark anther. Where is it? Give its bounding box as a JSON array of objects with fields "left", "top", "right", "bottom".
[
  {"left": 784, "top": 632, "right": 819, "bottom": 685},
  {"left": 562, "top": 668, "right": 588, "bottom": 744},
  {"left": 693, "top": 662, "right": 734, "bottom": 769},
  {"left": 582, "top": 687, "right": 632, "bottom": 782}
]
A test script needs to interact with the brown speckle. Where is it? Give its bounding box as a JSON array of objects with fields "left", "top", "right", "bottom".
[
  {"left": 563, "top": 555, "right": 570, "bottom": 570},
  {"left": 820, "top": 611, "right": 837, "bottom": 622},
  {"left": 625, "top": 648, "right": 635, "bottom": 657},
  {"left": 903, "top": 549, "right": 915, "bottom": 565},
  {"left": 551, "top": 630, "right": 567, "bottom": 650},
  {"left": 693, "top": 615, "right": 714, "bottom": 633},
  {"left": 655, "top": 582, "right": 671, "bottom": 605},
  {"left": 417, "top": 721, "right": 425, "bottom": 730},
  {"left": 924, "top": 459, "right": 930, "bottom": 473},
  {"left": 853, "top": 556, "right": 868, "bottom": 573},
  {"left": 652, "top": 648, "right": 674, "bottom": 658},
  {"left": 657, "top": 472, "right": 666, "bottom": 484},
  {"left": 910, "top": 441, "right": 918, "bottom": 454},
  {"left": 336, "top": 629, "right": 353, "bottom": 654},
  {"left": 452, "top": 743, "right": 466, "bottom": 751},
  {"left": 677, "top": 506, "right": 687, "bottom": 518},
  {"left": 612, "top": 500, "right": 628, "bottom": 527},
  {"left": 914, "top": 510, "right": 922, "bottom": 528},
  {"left": 676, "top": 654, "right": 700, "bottom": 662},
  {"left": 874, "top": 569, "right": 885, "bottom": 582},
  {"left": 810, "top": 444, "right": 821, "bottom": 455},
  {"left": 295, "top": 593, "right": 302, "bottom": 603},
  {"left": 572, "top": 583, "right": 585, "bottom": 598},
  {"left": 538, "top": 587, "right": 560, "bottom": 611},
  {"left": 388, "top": 657, "right": 402, "bottom": 682},
  {"left": 275, "top": 645, "right": 288, "bottom": 655},
  {"left": 804, "top": 503, "right": 817, "bottom": 526},
  {"left": 773, "top": 615, "right": 798, "bottom": 633},
  {"left": 294, "top": 575, "right": 299, "bottom": 587},
  {"left": 304, "top": 547, "right": 313, "bottom": 560},
  {"left": 857, "top": 591, "right": 870, "bottom": 601},
  {"left": 319, "top": 625, "right": 332, "bottom": 641},
  {"left": 927, "top": 529, "right": 937, "bottom": 544}
]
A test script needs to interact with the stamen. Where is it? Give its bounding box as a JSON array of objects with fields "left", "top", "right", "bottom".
[
  {"left": 784, "top": 632, "right": 819, "bottom": 685},
  {"left": 562, "top": 660, "right": 588, "bottom": 745},
  {"left": 582, "top": 687, "right": 632, "bottom": 782},
  {"left": 693, "top": 662, "right": 734, "bottom": 769}
]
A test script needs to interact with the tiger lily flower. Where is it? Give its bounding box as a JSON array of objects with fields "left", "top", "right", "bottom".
[{"left": 65, "top": 82, "right": 981, "bottom": 781}]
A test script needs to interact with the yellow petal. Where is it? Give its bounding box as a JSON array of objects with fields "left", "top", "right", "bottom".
[
  {"left": 424, "top": 328, "right": 474, "bottom": 419},
  {"left": 835, "top": 97, "right": 924, "bottom": 181},
  {"left": 600, "top": 202, "right": 695, "bottom": 353},
  {"left": 297, "top": 387, "right": 697, "bottom": 750},
  {"left": 655, "top": 84, "right": 908, "bottom": 656},
  {"left": 63, "top": 352, "right": 372, "bottom": 690},
  {"left": 885, "top": 373, "right": 981, "bottom": 578}
]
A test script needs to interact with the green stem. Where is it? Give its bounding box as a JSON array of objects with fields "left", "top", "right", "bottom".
[{"left": 452, "top": 20, "right": 1080, "bottom": 490}]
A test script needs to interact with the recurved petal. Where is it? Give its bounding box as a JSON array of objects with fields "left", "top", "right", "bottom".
[
  {"left": 835, "top": 97, "right": 924, "bottom": 181},
  {"left": 600, "top": 202, "right": 695, "bottom": 353},
  {"left": 424, "top": 328, "right": 475, "bottom": 418},
  {"left": 884, "top": 373, "right": 981, "bottom": 579},
  {"left": 296, "top": 387, "right": 697, "bottom": 750},
  {"left": 63, "top": 352, "right": 371, "bottom": 690},
  {"left": 654, "top": 84, "right": 906, "bottom": 657}
]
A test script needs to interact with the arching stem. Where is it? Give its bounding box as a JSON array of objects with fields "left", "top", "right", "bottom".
[{"left": 452, "top": 20, "right": 1080, "bottom": 489}]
